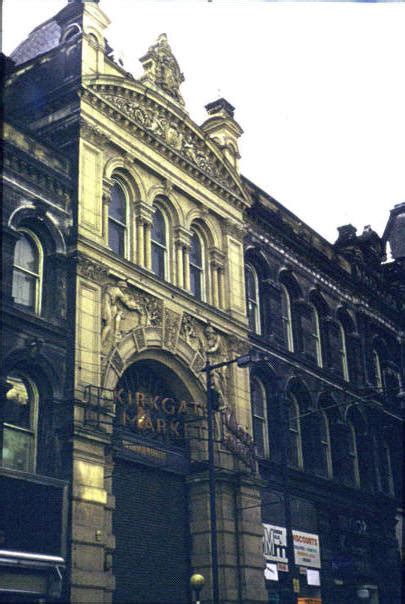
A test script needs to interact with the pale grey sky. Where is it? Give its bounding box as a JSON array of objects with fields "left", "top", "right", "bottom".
[{"left": 3, "top": 0, "right": 405, "bottom": 243}]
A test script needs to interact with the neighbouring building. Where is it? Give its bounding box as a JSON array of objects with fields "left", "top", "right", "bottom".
[{"left": 1, "top": 1, "right": 403, "bottom": 604}]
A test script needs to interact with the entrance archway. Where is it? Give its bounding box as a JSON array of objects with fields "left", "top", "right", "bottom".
[{"left": 112, "top": 355, "right": 204, "bottom": 604}]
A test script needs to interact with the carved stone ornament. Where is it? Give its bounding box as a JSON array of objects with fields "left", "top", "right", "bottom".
[
  {"left": 77, "top": 255, "right": 109, "bottom": 284},
  {"left": 79, "top": 117, "right": 110, "bottom": 148},
  {"left": 140, "top": 34, "right": 185, "bottom": 106},
  {"left": 161, "top": 308, "right": 181, "bottom": 350},
  {"left": 91, "top": 88, "right": 241, "bottom": 196},
  {"left": 101, "top": 280, "right": 163, "bottom": 349},
  {"left": 180, "top": 315, "right": 229, "bottom": 407}
]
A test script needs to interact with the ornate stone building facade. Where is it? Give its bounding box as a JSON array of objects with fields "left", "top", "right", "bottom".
[{"left": 1, "top": 1, "right": 403, "bottom": 604}]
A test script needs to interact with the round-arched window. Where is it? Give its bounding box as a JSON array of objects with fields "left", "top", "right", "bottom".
[
  {"left": 189, "top": 230, "right": 204, "bottom": 300},
  {"left": 12, "top": 230, "right": 43, "bottom": 313},
  {"left": 2, "top": 373, "right": 38, "bottom": 472},
  {"left": 108, "top": 181, "right": 127, "bottom": 257},
  {"left": 151, "top": 208, "right": 167, "bottom": 279}
]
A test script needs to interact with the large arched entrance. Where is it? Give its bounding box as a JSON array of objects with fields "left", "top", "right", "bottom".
[{"left": 112, "top": 356, "right": 204, "bottom": 604}]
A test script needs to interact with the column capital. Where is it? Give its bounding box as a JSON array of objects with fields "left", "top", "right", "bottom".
[
  {"left": 102, "top": 177, "right": 114, "bottom": 204},
  {"left": 174, "top": 225, "right": 192, "bottom": 248},
  {"left": 134, "top": 201, "right": 154, "bottom": 225},
  {"left": 209, "top": 247, "right": 225, "bottom": 268}
]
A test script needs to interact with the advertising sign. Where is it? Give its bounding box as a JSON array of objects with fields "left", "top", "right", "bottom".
[
  {"left": 293, "top": 530, "right": 321, "bottom": 569},
  {"left": 263, "top": 525, "right": 321, "bottom": 569},
  {"left": 263, "top": 524, "right": 288, "bottom": 564}
]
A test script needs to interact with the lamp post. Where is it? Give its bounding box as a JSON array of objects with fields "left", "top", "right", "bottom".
[
  {"left": 190, "top": 573, "right": 205, "bottom": 604},
  {"left": 279, "top": 390, "right": 297, "bottom": 604},
  {"left": 201, "top": 350, "right": 263, "bottom": 604}
]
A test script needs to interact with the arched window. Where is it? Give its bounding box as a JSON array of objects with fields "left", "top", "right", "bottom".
[
  {"left": 287, "top": 394, "right": 303, "bottom": 469},
  {"left": 382, "top": 438, "right": 395, "bottom": 495},
  {"left": 251, "top": 377, "right": 269, "bottom": 458},
  {"left": 2, "top": 373, "right": 38, "bottom": 472},
  {"left": 296, "top": 303, "right": 322, "bottom": 365},
  {"left": 245, "top": 264, "right": 261, "bottom": 334},
  {"left": 347, "top": 420, "right": 360, "bottom": 487},
  {"left": 319, "top": 411, "right": 333, "bottom": 478},
  {"left": 372, "top": 349, "right": 383, "bottom": 390},
  {"left": 189, "top": 230, "right": 204, "bottom": 300},
  {"left": 151, "top": 208, "right": 167, "bottom": 280},
  {"left": 108, "top": 181, "right": 127, "bottom": 257},
  {"left": 338, "top": 322, "right": 350, "bottom": 381},
  {"left": 281, "top": 285, "right": 294, "bottom": 352},
  {"left": 12, "top": 229, "right": 43, "bottom": 314}
]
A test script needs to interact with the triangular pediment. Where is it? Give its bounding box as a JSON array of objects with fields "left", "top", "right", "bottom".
[{"left": 84, "top": 78, "right": 250, "bottom": 208}]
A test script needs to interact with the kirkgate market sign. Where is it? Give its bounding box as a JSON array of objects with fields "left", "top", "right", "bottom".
[{"left": 114, "top": 388, "right": 203, "bottom": 442}]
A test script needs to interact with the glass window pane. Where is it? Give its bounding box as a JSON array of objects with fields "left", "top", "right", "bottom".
[
  {"left": 190, "top": 232, "right": 202, "bottom": 266},
  {"left": 109, "top": 221, "right": 125, "bottom": 256},
  {"left": 110, "top": 183, "right": 126, "bottom": 223},
  {"left": 252, "top": 382, "right": 264, "bottom": 416},
  {"left": 14, "top": 234, "right": 38, "bottom": 272},
  {"left": 190, "top": 266, "right": 202, "bottom": 300},
  {"left": 253, "top": 417, "right": 265, "bottom": 457},
  {"left": 12, "top": 269, "right": 36, "bottom": 308},
  {"left": 152, "top": 209, "right": 166, "bottom": 245},
  {"left": 245, "top": 267, "right": 256, "bottom": 299},
  {"left": 4, "top": 375, "right": 32, "bottom": 428},
  {"left": 152, "top": 243, "right": 165, "bottom": 279},
  {"left": 2, "top": 426, "right": 33, "bottom": 472}
]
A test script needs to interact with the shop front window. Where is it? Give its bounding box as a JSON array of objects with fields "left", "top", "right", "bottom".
[{"left": 2, "top": 374, "right": 37, "bottom": 472}]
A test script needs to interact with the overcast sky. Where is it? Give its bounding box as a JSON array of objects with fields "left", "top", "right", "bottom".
[{"left": 3, "top": 0, "right": 405, "bottom": 243}]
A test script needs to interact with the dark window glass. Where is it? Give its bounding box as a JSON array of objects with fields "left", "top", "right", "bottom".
[
  {"left": 190, "top": 231, "right": 203, "bottom": 300},
  {"left": 152, "top": 209, "right": 167, "bottom": 279},
  {"left": 251, "top": 378, "right": 268, "bottom": 458},
  {"left": 245, "top": 265, "right": 260, "bottom": 333},
  {"left": 109, "top": 182, "right": 126, "bottom": 256},
  {"left": 109, "top": 221, "right": 125, "bottom": 257},
  {"left": 287, "top": 397, "right": 301, "bottom": 468}
]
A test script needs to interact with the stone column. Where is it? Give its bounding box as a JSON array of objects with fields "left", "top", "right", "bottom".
[
  {"left": 183, "top": 244, "right": 191, "bottom": 291},
  {"left": 102, "top": 178, "right": 113, "bottom": 246},
  {"left": 174, "top": 226, "right": 192, "bottom": 290},
  {"left": 134, "top": 202, "right": 154, "bottom": 269},
  {"left": 218, "top": 267, "right": 225, "bottom": 309},
  {"left": 144, "top": 223, "right": 152, "bottom": 271},
  {"left": 209, "top": 248, "right": 226, "bottom": 309},
  {"left": 176, "top": 243, "right": 184, "bottom": 288},
  {"left": 1, "top": 226, "right": 20, "bottom": 305}
]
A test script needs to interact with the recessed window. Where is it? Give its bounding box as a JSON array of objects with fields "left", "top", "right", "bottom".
[
  {"left": 2, "top": 374, "right": 38, "bottom": 472},
  {"left": 245, "top": 264, "right": 261, "bottom": 334},
  {"left": 338, "top": 322, "right": 349, "bottom": 381},
  {"left": 287, "top": 395, "right": 302, "bottom": 469},
  {"left": 251, "top": 377, "right": 269, "bottom": 458},
  {"left": 190, "top": 230, "right": 204, "bottom": 300},
  {"left": 151, "top": 208, "right": 167, "bottom": 279},
  {"left": 12, "top": 230, "right": 43, "bottom": 313},
  {"left": 319, "top": 411, "right": 332, "bottom": 478},
  {"left": 108, "top": 182, "right": 127, "bottom": 257},
  {"left": 281, "top": 285, "right": 294, "bottom": 352}
]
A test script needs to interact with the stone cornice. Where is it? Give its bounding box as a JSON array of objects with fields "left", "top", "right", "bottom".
[{"left": 80, "top": 83, "right": 250, "bottom": 210}]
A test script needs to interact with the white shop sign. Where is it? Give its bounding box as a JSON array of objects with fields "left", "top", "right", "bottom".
[
  {"left": 292, "top": 530, "right": 321, "bottom": 569},
  {"left": 263, "top": 524, "right": 288, "bottom": 564},
  {"left": 263, "top": 524, "right": 321, "bottom": 569}
]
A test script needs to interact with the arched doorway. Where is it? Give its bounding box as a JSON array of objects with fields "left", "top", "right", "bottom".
[{"left": 112, "top": 358, "right": 203, "bottom": 604}]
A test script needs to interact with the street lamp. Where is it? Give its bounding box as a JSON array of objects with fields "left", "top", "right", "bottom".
[
  {"left": 200, "top": 349, "right": 265, "bottom": 604},
  {"left": 190, "top": 573, "right": 205, "bottom": 604}
]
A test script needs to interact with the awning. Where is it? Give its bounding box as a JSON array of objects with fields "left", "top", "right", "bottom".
[{"left": 0, "top": 550, "right": 65, "bottom": 600}]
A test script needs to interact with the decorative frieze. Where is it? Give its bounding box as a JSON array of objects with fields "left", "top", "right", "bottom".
[{"left": 84, "top": 84, "right": 249, "bottom": 208}]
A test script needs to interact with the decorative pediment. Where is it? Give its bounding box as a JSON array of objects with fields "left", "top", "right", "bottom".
[
  {"left": 139, "top": 34, "right": 185, "bottom": 107},
  {"left": 84, "top": 82, "right": 250, "bottom": 208}
]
